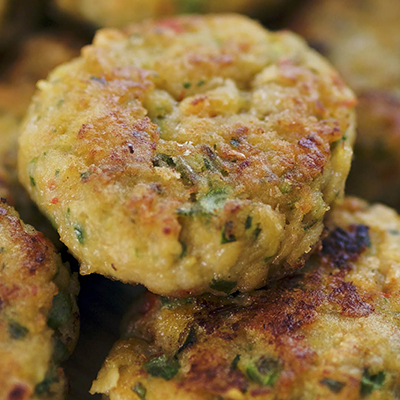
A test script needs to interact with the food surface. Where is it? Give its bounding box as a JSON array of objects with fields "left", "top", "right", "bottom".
[
  {"left": 0, "top": 200, "right": 79, "bottom": 399},
  {"left": 52, "top": 0, "right": 280, "bottom": 28},
  {"left": 291, "top": 0, "right": 400, "bottom": 208},
  {"left": 18, "top": 14, "right": 356, "bottom": 296},
  {"left": 91, "top": 197, "right": 400, "bottom": 400},
  {"left": 0, "top": 33, "right": 81, "bottom": 236}
]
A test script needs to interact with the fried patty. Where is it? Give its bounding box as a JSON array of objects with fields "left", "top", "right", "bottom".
[
  {"left": 0, "top": 33, "right": 81, "bottom": 237},
  {"left": 291, "top": 0, "right": 400, "bottom": 208},
  {"left": 18, "top": 15, "right": 356, "bottom": 296},
  {"left": 52, "top": 0, "right": 281, "bottom": 28},
  {"left": 0, "top": 200, "right": 79, "bottom": 399},
  {"left": 91, "top": 197, "right": 400, "bottom": 400}
]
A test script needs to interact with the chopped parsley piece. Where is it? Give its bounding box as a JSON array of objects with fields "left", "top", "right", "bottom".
[
  {"left": 246, "top": 357, "right": 281, "bottom": 387},
  {"left": 74, "top": 225, "right": 85, "bottom": 244},
  {"left": 231, "top": 355, "right": 241, "bottom": 371},
  {"left": 9, "top": 321, "right": 29, "bottom": 339},
  {"left": 143, "top": 355, "right": 180, "bottom": 381},
  {"left": 47, "top": 291, "right": 73, "bottom": 329},
  {"left": 230, "top": 138, "right": 240, "bottom": 147},
  {"left": 320, "top": 378, "right": 345, "bottom": 393},
  {"left": 35, "top": 369, "right": 59, "bottom": 395},
  {"left": 253, "top": 224, "right": 262, "bottom": 240},
  {"left": 183, "top": 82, "right": 192, "bottom": 89},
  {"left": 197, "top": 80, "right": 206, "bottom": 86},
  {"left": 29, "top": 176, "right": 36, "bottom": 187},
  {"left": 245, "top": 216, "right": 252, "bottom": 230},
  {"left": 210, "top": 279, "right": 237, "bottom": 294},
  {"left": 132, "top": 382, "right": 146, "bottom": 399},
  {"left": 177, "top": 326, "right": 196, "bottom": 354},
  {"left": 360, "top": 369, "right": 385, "bottom": 396}
]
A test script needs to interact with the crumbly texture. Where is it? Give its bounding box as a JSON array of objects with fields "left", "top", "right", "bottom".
[
  {"left": 52, "top": 0, "right": 281, "bottom": 28},
  {"left": 291, "top": 0, "right": 400, "bottom": 208},
  {"left": 0, "top": 33, "right": 81, "bottom": 238},
  {"left": 19, "top": 15, "right": 356, "bottom": 296},
  {"left": 0, "top": 200, "right": 79, "bottom": 399},
  {"left": 91, "top": 197, "right": 400, "bottom": 400}
]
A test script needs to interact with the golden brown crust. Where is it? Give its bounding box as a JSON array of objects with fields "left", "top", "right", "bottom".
[
  {"left": 19, "top": 15, "right": 356, "bottom": 296},
  {"left": 291, "top": 0, "right": 400, "bottom": 208},
  {"left": 91, "top": 197, "right": 400, "bottom": 400},
  {"left": 0, "top": 200, "right": 79, "bottom": 399}
]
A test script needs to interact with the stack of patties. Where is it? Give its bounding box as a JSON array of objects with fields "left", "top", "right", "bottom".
[{"left": 15, "top": 11, "right": 400, "bottom": 400}]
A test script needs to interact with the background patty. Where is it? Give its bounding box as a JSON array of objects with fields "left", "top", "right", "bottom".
[
  {"left": 0, "top": 201, "right": 79, "bottom": 399},
  {"left": 291, "top": 0, "right": 400, "bottom": 209},
  {"left": 91, "top": 197, "right": 400, "bottom": 400},
  {"left": 18, "top": 14, "right": 356, "bottom": 296},
  {"left": 51, "top": 0, "right": 284, "bottom": 28}
]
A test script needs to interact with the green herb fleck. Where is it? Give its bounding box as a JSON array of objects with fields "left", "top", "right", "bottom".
[
  {"left": 360, "top": 369, "right": 385, "bottom": 396},
  {"left": 183, "top": 82, "right": 192, "bottom": 89},
  {"left": 303, "top": 220, "right": 318, "bottom": 231},
  {"left": 230, "top": 138, "right": 240, "bottom": 147},
  {"left": 264, "top": 256, "right": 274, "bottom": 263},
  {"left": 199, "top": 188, "right": 227, "bottom": 214},
  {"left": 210, "top": 279, "right": 237, "bottom": 294},
  {"left": 9, "top": 321, "right": 29, "bottom": 339},
  {"left": 177, "top": 326, "right": 196, "bottom": 354},
  {"left": 55, "top": 170, "right": 60, "bottom": 177},
  {"left": 320, "top": 378, "right": 345, "bottom": 393},
  {"left": 29, "top": 176, "right": 36, "bottom": 187},
  {"left": 245, "top": 216, "right": 252, "bottom": 230},
  {"left": 80, "top": 171, "right": 91, "bottom": 181},
  {"left": 246, "top": 357, "right": 281, "bottom": 387},
  {"left": 253, "top": 224, "right": 262, "bottom": 240},
  {"left": 74, "top": 225, "right": 85, "bottom": 244},
  {"left": 221, "top": 221, "right": 236, "bottom": 244},
  {"left": 197, "top": 80, "right": 206, "bottom": 86},
  {"left": 388, "top": 229, "right": 400, "bottom": 235},
  {"left": 179, "top": 239, "right": 187, "bottom": 258},
  {"left": 35, "top": 369, "right": 59, "bottom": 395},
  {"left": 231, "top": 355, "right": 241, "bottom": 371},
  {"left": 143, "top": 355, "right": 180, "bottom": 381},
  {"left": 132, "top": 382, "right": 147, "bottom": 399},
  {"left": 47, "top": 291, "right": 73, "bottom": 329},
  {"left": 279, "top": 181, "right": 292, "bottom": 194},
  {"left": 160, "top": 297, "right": 193, "bottom": 310}
]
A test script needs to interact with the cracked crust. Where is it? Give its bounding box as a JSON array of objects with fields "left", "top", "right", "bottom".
[
  {"left": 291, "top": 0, "right": 400, "bottom": 208},
  {"left": 19, "top": 15, "right": 356, "bottom": 296},
  {"left": 92, "top": 197, "right": 400, "bottom": 400},
  {"left": 0, "top": 200, "right": 79, "bottom": 399}
]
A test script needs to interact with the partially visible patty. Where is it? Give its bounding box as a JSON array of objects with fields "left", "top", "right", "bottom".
[
  {"left": 0, "top": 200, "right": 79, "bottom": 399},
  {"left": 91, "top": 197, "right": 400, "bottom": 400},
  {"left": 291, "top": 0, "right": 400, "bottom": 208},
  {"left": 0, "top": 33, "right": 81, "bottom": 237},
  {"left": 18, "top": 15, "right": 356, "bottom": 296},
  {"left": 52, "top": 0, "right": 282, "bottom": 28}
]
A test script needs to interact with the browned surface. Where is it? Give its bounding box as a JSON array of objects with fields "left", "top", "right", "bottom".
[
  {"left": 92, "top": 198, "right": 400, "bottom": 399},
  {"left": 0, "top": 201, "right": 79, "bottom": 399},
  {"left": 18, "top": 14, "right": 355, "bottom": 296}
]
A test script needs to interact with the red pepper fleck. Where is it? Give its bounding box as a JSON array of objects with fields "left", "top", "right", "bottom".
[{"left": 51, "top": 198, "right": 59, "bottom": 204}]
